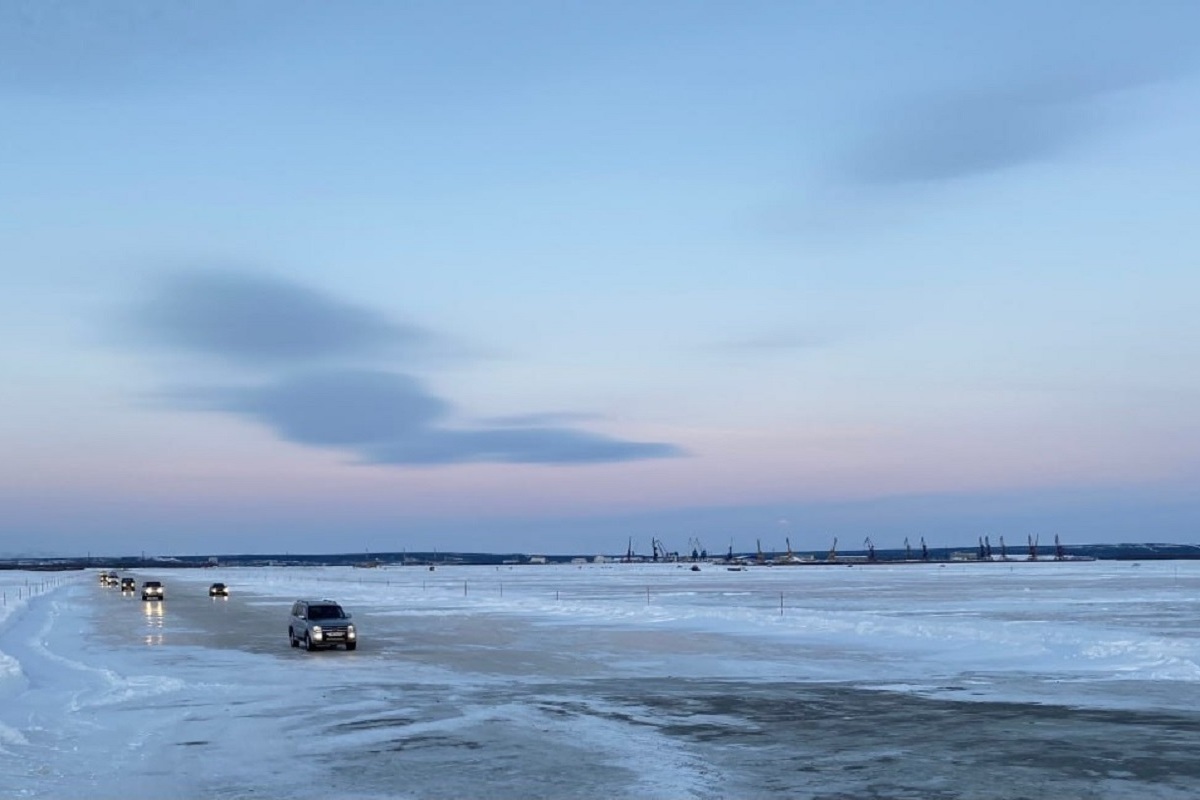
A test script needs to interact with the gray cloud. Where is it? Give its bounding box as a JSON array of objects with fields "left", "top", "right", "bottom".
[
  {"left": 207, "top": 370, "right": 447, "bottom": 447},
  {"left": 130, "top": 269, "right": 682, "bottom": 466},
  {"left": 0, "top": 1, "right": 315, "bottom": 92},
  {"left": 205, "top": 368, "right": 681, "bottom": 465},
  {"left": 842, "top": 67, "right": 1169, "bottom": 185},
  {"left": 132, "top": 270, "right": 427, "bottom": 366},
  {"left": 370, "top": 427, "right": 680, "bottom": 466},
  {"left": 479, "top": 411, "right": 604, "bottom": 427},
  {"left": 845, "top": 92, "right": 1081, "bottom": 185}
]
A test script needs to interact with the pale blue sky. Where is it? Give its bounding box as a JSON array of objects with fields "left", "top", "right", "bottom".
[{"left": 2, "top": 2, "right": 1198, "bottom": 556}]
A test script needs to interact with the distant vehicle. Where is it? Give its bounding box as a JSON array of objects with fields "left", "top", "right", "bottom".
[
  {"left": 120, "top": 578, "right": 136, "bottom": 592},
  {"left": 100, "top": 572, "right": 120, "bottom": 587},
  {"left": 209, "top": 582, "right": 229, "bottom": 597},
  {"left": 141, "top": 581, "right": 164, "bottom": 601},
  {"left": 288, "top": 600, "right": 357, "bottom": 651}
]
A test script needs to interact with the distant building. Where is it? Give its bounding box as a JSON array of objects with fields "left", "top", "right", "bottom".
[{"left": 528, "top": 555, "right": 547, "bottom": 565}]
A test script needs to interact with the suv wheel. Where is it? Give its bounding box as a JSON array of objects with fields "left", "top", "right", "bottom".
[
  {"left": 346, "top": 642, "right": 357, "bottom": 651},
  {"left": 289, "top": 628, "right": 298, "bottom": 648},
  {"left": 304, "top": 634, "right": 316, "bottom": 652}
]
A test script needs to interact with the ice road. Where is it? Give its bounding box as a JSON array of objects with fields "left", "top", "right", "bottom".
[{"left": 2, "top": 561, "right": 1200, "bottom": 798}]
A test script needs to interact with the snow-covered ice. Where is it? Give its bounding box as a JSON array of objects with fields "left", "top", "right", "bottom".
[{"left": 2, "top": 560, "right": 1199, "bottom": 798}]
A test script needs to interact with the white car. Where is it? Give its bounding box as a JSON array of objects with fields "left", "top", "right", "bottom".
[{"left": 288, "top": 600, "right": 357, "bottom": 651}]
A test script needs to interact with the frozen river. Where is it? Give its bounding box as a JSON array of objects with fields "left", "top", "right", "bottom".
[{"left": 2, "top": 560, "right": 1200, "bottom": 798}]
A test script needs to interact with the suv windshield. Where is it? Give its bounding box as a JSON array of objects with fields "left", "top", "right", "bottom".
[{"left": 308, "top": 605, "right": 344, "bottom": 621}]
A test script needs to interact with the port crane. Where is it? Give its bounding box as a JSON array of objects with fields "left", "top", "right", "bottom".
[
  {"left": 651, "top": 538, "right": 679, "bottom": 562},
  {"left": 776, "top": 537, "right": 809, "bottom": 565}
]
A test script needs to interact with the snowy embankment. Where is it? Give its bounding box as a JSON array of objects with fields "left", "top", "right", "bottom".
[
  {"left": 0, "top": 570, "right": 79, "bottom": 671},
  {"left": 0, "top": 571, "right": 86, "bottom": 750},
  {"left": 0, "top": 571, "right": 71, "bottom": 624}
]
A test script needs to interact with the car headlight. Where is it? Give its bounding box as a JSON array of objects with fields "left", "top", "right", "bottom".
[
  {"left": 347, "top": 625, "right": 356, "bottom": 638},
  {"left": 311, "top": 626, "right": 322, "bottom": 639}
]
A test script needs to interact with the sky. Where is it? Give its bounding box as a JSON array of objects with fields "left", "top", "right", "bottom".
[{"left": 2, "top": 1, "right": 1199, "bottom": 557}]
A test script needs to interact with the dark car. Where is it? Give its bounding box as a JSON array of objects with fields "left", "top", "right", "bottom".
[
  {"left": 141, "top": 581, "right": 164, "bottom": 601},
  {"left": 120, "top": 577, "right": 137, "bottom": 592},
  {"left": 288, "top": 600, "right": 357, "bottom": 651},
  {"left": 209, "top": 582, "right": 229, "bottom": 597}
]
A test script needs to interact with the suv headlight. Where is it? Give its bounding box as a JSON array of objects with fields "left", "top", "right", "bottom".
[
  {"left": 347, "top": 624, "right": 356, "bottom": 639},
  {"left": 311, "top": 625, "right": 323, "bottom": 639}
]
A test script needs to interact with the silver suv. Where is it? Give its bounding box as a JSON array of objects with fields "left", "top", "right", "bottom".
[{"left": 288, "top": 600, "right": 357, "bottom": 651}]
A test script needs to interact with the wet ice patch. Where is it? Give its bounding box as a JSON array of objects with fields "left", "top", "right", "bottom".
[{"left": 518, "top": 697, "right": 716, "bottom": 798}]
